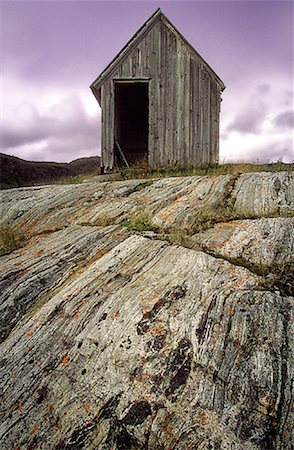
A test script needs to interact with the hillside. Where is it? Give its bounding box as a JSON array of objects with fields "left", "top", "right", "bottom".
[
  {"left": 0, "top": 171, "right": 293, "bottom": 449},
  {"left": 0, "top": 153, "right": 101, "bottom": 189}
]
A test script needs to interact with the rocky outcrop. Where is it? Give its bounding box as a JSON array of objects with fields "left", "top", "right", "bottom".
[
  {"left": 0, "top": 225, "right": 130, "bottom": 342},
  {"left": 0, "top": 171, "right": 293, "bottom": 449}
]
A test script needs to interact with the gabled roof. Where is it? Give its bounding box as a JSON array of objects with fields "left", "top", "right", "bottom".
[{"left": 90, "top": 8, "right": 225, "bottom": 95}]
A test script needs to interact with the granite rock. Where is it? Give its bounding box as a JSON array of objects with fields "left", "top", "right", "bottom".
[{"left": 0, "top": 172, "right": 293, "bottom": 449}]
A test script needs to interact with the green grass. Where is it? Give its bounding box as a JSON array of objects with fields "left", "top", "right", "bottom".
[{"left": 121, "top": 215, "right": 158, "bottom": 232}]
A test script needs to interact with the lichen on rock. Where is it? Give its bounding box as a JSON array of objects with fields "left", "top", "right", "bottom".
[{"left": 0, "top": 172, "right": 293, "bottom": 449}]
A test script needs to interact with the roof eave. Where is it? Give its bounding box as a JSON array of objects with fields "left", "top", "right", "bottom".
[{"left": 90, "top": 85, "right": 101, "bottom": 105}]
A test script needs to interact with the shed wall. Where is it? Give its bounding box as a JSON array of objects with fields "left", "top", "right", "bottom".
[{"left": 100, "top": 19, "right": 222, "bottom": 169}]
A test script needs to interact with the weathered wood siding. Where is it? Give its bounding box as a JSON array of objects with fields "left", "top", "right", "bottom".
[{"left": 100, "top": 18, "right": 222, "bottom": 169}]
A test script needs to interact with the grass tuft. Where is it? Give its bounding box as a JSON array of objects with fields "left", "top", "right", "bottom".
[{"left": 121, "top": 214, "right": 158, "bottom": 233}]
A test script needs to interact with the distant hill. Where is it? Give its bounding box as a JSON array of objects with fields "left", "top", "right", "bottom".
[{"left": 0, "top": 153, "right": 101, "bottom": 189}]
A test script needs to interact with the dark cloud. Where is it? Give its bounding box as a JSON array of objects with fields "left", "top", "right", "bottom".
[
  {"left": 226, "top": 101, "right": 268, "bottom": 135},
  {"left": 1, "top": 95, "right": 100, "bottom": 162},
  {"left": 256, "top": 84, "right": 271, "bottom": 95},
  {"left": 2, "top": 103, "right": 53, "bottom": 148},
  {"left": 221, "top": 140, "right": 293, "bottom": 164},
  {"left": 284, "top": 90, "right": 293, "bottom": 107},
  {"left": 273, "top": 110, "right": 294, "bottom": 129},
  {"left": 250, "top": 144, "right": 293, "bottom": 163},
  {"left": 25, "top": 133, "right": 100, "bottom": 163},
  {"left": 221, "top": 131, "right": 229, "bottom": 141}
]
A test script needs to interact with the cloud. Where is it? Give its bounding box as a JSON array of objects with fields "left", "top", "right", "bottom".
[
  {"left": 220, "top": 129, "right": 293, "bottom": 163},
  {"left": 1, "top": 93, "right": 101, "bottom": 162},
  {"left": 256, "top": 83, "right": 271, "bottom": 95},
  {"left": 273, "top": 110, "right": 294, "bottom": 129},
  {"left": 226, "top": 101, "right": 268, "bottom": 135},
  {"left": 223, "top": 81, "right": 273, "bottom": 136},
  {"left": 221, "top": 78, "right": 294, "bottom": 163}
]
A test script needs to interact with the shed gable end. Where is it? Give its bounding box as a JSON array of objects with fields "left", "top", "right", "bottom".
[
  {"left": 91, "top": 9, "right": 225, "bottom": 93},
  {"left": 91, "top": 9, "right": 225, "bottom": 170}
]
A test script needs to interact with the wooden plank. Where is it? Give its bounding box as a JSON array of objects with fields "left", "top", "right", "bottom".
[
  {"left": 207, "top": 77, "right": 211, "bottom": 163},
  {"left": 115, "top": 139, "right": 130, "bottom": 168},
  {"left": 109, "top": 80, "right": 115, "bottom": 169},
  {"left": 104, "top": 81, "right": 110, "bottom": 169},
  {"left": 183, "top": 46, "right": 190, "bottom": 167},
  {"left": 150, "top": 23, "right": 161, "bottom": 166},
  {"left": 203, "top": 69, "right": 209, "bottom": 163},
  {"left": 157, "top": 22, "right": 164, "bottom": 166},
  {"left": 164, "top": 25, "right": 172, "bottom": 165},
  {"left": 191, "top": 59, "right": 200, "bottom": 165},
  {"left": 210, "top": 81, "right": 217, "bottom": 162},
  {"left": 160, "top": 20, "right": 166, "bottom": 164},
  {"left": 199, "top": 66, "right": 204, "bottom": 164},
  {"left": 100, "top": 85, "right": 105, "bottom": 168},
  {"left": 188, "top": 57, "right": 194, "bottom": 166}
]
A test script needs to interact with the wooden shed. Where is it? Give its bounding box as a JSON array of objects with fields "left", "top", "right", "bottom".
[{"left": 91, "top": 8, "right": 225, "bottom": 170}]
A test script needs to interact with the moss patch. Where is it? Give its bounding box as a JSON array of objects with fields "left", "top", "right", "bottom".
[{"left": 0, "top": 226, "right": 25, "bottom": 256}]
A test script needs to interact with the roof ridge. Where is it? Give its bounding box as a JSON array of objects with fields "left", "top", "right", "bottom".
[{"left": 90, "top": 8, "right": 225, "bottom": 92}]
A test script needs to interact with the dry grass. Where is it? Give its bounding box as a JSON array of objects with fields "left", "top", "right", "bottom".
[
  {"left": 55, "top": 173, "right": 96, "bottom": 185},
  {"left": 114, "top": 161, "right": 293, "bottom": 181}
]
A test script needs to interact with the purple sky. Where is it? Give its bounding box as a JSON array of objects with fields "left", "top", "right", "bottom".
[{"left": 1, "top": 0, "right": 293, "bottom": 163}]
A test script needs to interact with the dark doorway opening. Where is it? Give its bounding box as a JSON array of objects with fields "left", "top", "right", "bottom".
[{"left": 114, "top": 82, "right": 148, "bottom": 166}]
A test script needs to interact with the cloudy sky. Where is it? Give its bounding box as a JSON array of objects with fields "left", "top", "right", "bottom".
[{"left": 1, "top": 0, "right": 293, "bottom": 163}]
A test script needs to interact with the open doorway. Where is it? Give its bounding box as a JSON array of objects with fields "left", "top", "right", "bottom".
[{"left": 114, "top": 81, "right": 149, "bottom": 166}]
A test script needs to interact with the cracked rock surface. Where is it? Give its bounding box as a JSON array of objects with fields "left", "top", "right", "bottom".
[{"left": 0, "top": 172, "right": 293, "bottom": 449}]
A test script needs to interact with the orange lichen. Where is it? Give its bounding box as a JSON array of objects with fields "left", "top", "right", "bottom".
[
  {"left": 73, "top": 311, "right": 79, "bottom": 320},
  {"left": 61, "top": 354, "right": 69, "bottom": 366},
  {"left": 226, "top": 307, "right": 234, "bottom": 316},
  {"left": 31, "top": 424, "right": 38, "bottom": 434},
  {"left": 195, "top": 411, "right": 208, "bottom": 425},
  {"left": 16, "top": 268, "right": 29, "bottom": 280},
  {"left": 26, "top": 331, "right": 33, "bottom": 337},
  {"left": 112, "top": 310, "right": 120, "bottom": 319},
  {"left": 51, "top": 418, "right": 61, "bottom": 429},
  {"left": 84, "top": 402, "right": 91, "bottom": 414},
  {"left": 150, "top": 325, "right": 162, "bottom": 335}
]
